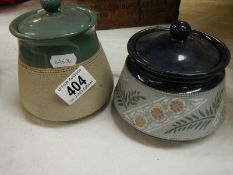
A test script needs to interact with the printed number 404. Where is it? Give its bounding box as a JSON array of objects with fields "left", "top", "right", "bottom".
[{"left": 67, "top": 76, "right": 86, "bottom": 96}]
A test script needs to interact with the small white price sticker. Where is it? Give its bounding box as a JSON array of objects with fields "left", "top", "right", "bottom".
[
  {"left": 55, "top": 66, "right": 96, "bottom": 105},
  {"left": 50, "top": 53, "right": 77, "bottom": 68}
]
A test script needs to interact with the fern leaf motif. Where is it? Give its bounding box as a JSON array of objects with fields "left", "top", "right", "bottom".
[
  {"left": 165, "top": 88, "right": 224, "bottom": 134},
  {"left": 115, "top": 87, "right": 146, "bottom": 109}
]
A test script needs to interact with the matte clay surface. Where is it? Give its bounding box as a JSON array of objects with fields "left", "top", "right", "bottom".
[
  {"left": 114, "top": 67, "right": 226, "bottom": 140},
  {"left": 0, "top": 0, "right": 233, "bottom": 175},
  {"left": 19, "top": 47, "right": 113, "bottom": 121}
]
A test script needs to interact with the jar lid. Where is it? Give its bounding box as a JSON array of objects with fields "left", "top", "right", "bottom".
[
  {"left": 127, "top": 21, "right": 230, "bottom": 81},
  {"left": 10, "top": 0, "right": 96, "bottom": 40}
]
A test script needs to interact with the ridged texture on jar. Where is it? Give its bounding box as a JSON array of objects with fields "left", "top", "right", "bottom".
[{"left": 19, "top": 47, "right": 113, "bottom": 121}]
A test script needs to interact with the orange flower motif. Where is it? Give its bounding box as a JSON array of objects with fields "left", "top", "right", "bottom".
[
  {"left": 134, "top": 116, "right": 146, "bottom": 128},
  {"left": 151, "top": 107, "right": 165, "bottom": 122},
  {"left": 169, "top": 99, "right": 184, "bottom": 113}
]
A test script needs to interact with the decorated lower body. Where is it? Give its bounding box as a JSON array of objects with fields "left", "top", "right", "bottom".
[{"left": 113, "top": 67, "right": 225, "bottom": 141}]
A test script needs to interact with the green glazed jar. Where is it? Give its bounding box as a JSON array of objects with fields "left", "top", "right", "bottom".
[
  {"left": 10, "top": 0, "right": 99, "bottom": 68},
  {"left": 10, "top": 0, "right": 113, "bottom": 121}
]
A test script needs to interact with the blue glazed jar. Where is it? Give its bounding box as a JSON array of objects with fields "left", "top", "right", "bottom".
[{"left": 113, "top": 21, "right": 230, "bottom": 141}]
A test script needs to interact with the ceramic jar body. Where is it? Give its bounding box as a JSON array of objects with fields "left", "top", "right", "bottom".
[
  {"left": 19, "top": 45, "right": 113, "bottom": 121},
  {"left": 113, "top": 21, "right": 230, "bottom": 141},
  {"left": 114, "top": 65, "right": 226, "bottom": 141},
  {"left": 10, "top": 1, "right": 114, "bottom": 121}
]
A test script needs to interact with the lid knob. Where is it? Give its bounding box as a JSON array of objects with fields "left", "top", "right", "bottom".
[
  {"left": 40, "top": 0, "right": 61, "bottom": 13},
  {"left": 170, "top": 21, "right": 192, "bottom": 41}
]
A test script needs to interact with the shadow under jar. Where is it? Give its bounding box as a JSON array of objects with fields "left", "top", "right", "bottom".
[
  {"left": 10, "top": 0, "right": 113, "bottom": 121},
  {"left": 113, "top": 21, "right": 230, "bottom": 141}
]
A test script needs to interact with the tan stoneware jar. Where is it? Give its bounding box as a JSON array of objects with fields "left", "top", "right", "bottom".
[{"left": 10, "top": 0, "right": 113, "bottom": 121}]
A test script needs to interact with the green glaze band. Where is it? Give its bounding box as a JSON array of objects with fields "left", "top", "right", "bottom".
[
  {"left": 18, "top": 29, "right": 100, "bottom": 68},
  {"left": 9, "top": 4, "right": 99, "bottom": 68}
]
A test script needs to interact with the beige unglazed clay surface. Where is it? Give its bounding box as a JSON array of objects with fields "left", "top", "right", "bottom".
[{"left": 18, "top": 47, "right": 113, "bottom": 121}]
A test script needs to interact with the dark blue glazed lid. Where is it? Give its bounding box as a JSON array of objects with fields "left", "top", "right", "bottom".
[{"left": 127, "top": 21, "right": 230, "bottom": 82}]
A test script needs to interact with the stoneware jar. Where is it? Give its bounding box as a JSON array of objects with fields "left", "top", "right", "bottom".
[
  {"left": 113, "top": 21, "right": 230, "bottom": 141},
  {"left": 10, "top": 0, "right": 113, "bottom": 121}
]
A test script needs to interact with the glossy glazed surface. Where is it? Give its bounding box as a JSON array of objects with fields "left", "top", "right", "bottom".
[
  {"left": 135, "top": 31, "right": 220, "bottom": 74},
  {"left": 127, "top": 21, "right": 230, "bottom": 81},
  {"left": 10, "top": 0, "right": 97, "bottom": 40},
  {"left": 18, "top": 28, "right": 100, "bottom": 68},
  {"left": 9, "top": 0, "right": 100, "bottom": 68},
  {"left": 40, "top": 0, "right": 61, "bottom": 13},
  {"left": 126, "top": 56, "right": 225, "bottom": 93},
  {"left": 17, "top": 7, "right": 95, "bottom": 40}
]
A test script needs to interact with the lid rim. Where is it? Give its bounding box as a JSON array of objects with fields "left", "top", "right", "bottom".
[
  {"left": 9, "top": 7, "right": 97, "bottom": 41},
  {"left": 126, "top": 56, "right": 225, "bottom": 93},
  {"left": 127, "top": 27, "right": 230, "bottom": 79}
]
